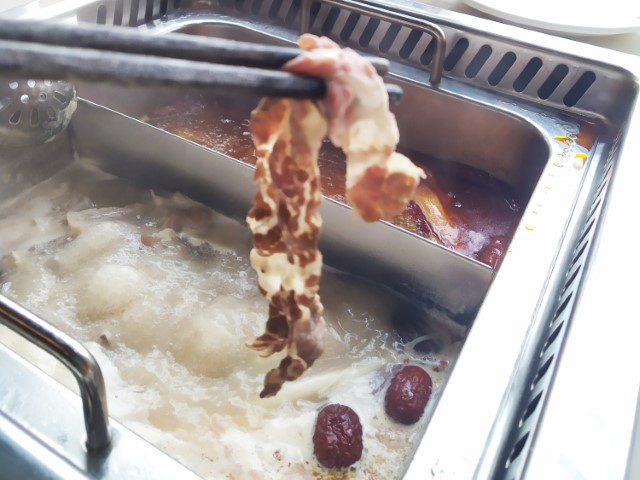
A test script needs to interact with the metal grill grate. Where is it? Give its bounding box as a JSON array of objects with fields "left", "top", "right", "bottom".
[
  {"left": 294, "top": 0, "right": 598, "bottom": 107},
  {"left": 499, "top": 143, "right": 617, "bottom": 479},
  {"left": 81, "top": 0, "right": 182, "bottom": 27},
  {"left": 77, "top": 0, "right": 600, "bottom": 111},
  {"left": 236, "top": 0, "right": 596, "bottom": 107}
]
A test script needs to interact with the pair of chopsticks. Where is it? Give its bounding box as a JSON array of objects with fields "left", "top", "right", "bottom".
[{"left": 0, "top": 19, "right": 402, "bottom": 102}]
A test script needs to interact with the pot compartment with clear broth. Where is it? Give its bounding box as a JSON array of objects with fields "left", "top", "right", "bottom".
[{"left": 0, "top": 159, "right": 460, "bottom": 479}]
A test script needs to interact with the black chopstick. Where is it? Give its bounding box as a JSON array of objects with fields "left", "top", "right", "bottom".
[
  {"left": 0, "top": 39, "right": 402, "bottom": 103},
  {"left": 0, "top": 19, "right": 390, "bottom": 76}
]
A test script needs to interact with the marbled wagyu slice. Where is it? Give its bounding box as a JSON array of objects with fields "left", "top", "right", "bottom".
[{"left": 247, "top": 35, "right": 424, "bottom": 397}]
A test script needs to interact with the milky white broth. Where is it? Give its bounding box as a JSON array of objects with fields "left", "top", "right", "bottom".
[{"left": 0, "top": 161, "right": 460, "bottom": 479}]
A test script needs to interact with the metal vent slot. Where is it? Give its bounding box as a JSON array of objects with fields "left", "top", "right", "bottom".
[
  {"left": 513, "top": 57, "right": 542, "bottom": 92},
  {"left": 561, "top": 264, "right": 582, "bottom": 295},
  {"left": 114, "top": 0, "right": 124, "bottom": 25},
  {"left": 358, "top": 17, "right": 379, "bottom": 47},
  {"left": 577, "top": 218, "right": 596, "bottom": 244},
  {"left": 594, "top": 175, "right": 609, "bottom": 198},
  {"left": 284, "top": 0, "right": 300, "bottom": 25},
  {"left": 570, "top": 240, "right": 589, "bottom": 269},
  {"left": 235, "top": 0, "right": 247, "bottom": 13},
  {"left": 339, "top": 12, "right": 359, "bottom": 41},
  {"left": 129, "top": 0, "right": 140, "bottom": 25},
  {"left": 379, "top": 23, "right": 401, "bottom": 53},
  {"left": 507, "top": 432, "right": 530, "bottom": 467},
  {"left": 444, "top": 38, "right": 469, "bottom": 71},
  {"left": 487, "top": 51, "right": 516, "bottom": 85},
  {"left": 251, "top": 0, "right": 264, "bottom": 16},
  {"left": 145, "top": 0, "right": 155, "bottom": 22},
  {"left": 420, "top": 39, "right": 436, "bottom": 65},
  {"left": 585, "top": 197, "right": 602, "bottom": 223},
  {"left": 585, "top": 209, "right": 599, "bottom": 232},
  {"left": 521, "top": 392, "right": 543, "bottom": 423},
  {"left": 399, "top": 29, "right": 422, "bottom": 59},
  {"left": 538, "top": 64, "right": 569, "bottom": 100},
  {"left": 320, "top": 6, "right": 340, "bottom": 34},
  {"left": 465, "top": 44, "right": 492, "bottom": 78},
  {"left": 97, "top": 3, "right": 107, "bottom": 24},
  {"left": 309, "top": 1, "right": 322, "bottom": 27},
  {"left": 267, "top": 0, "right": 283, "bottom": 19},
  {"left": 542, "top": 322, "right": 564, "bottom": 353},
  {"left": 532, "top": 355, "right": 554, "bottom": 387},
  {"left": 552, "top": 292, "right": 572, "bottom": 322},
  {"left": 564, "top": 71, "right": 596, "bottom": 107},
  {"left": 594, "top": 171, "right": 610, "bottom": 198}
]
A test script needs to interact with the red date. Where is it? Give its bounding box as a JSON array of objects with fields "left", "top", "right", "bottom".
[
  {"left": 384, "top": 365, "right": 432, "bottom": 425},
  {"left": 477, "top": 236, "right": 507, "bottom": 269},
  {"left": 313, "top": 404, "right": 363, "bottom": 468}
]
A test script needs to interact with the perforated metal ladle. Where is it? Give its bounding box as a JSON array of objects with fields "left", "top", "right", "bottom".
[{"left": 0, "top": 78, "right": 76, "bottom": 147}]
